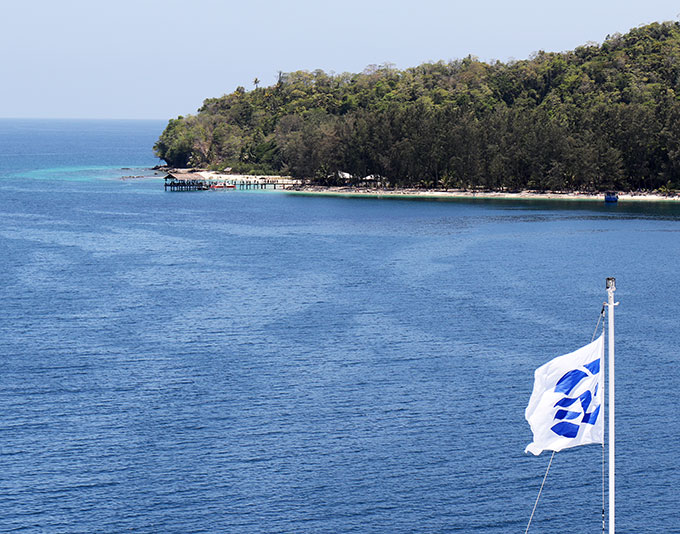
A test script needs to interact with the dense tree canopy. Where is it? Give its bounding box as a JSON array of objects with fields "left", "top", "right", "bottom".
[{"left": 154, "top": 22, "right": 680, "bottom": 192}]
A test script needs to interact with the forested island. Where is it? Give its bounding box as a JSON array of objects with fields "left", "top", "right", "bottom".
[{"left": 154, "top": 22, "right": 680, "bottom": 193}]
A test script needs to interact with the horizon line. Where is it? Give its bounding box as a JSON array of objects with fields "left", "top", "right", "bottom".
[{"left": 0, "top": 117, "right": 169, "bottom": 121}]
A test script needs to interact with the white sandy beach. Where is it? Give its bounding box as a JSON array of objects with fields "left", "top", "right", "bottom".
[{"left": 285, "top": 186, "right": 680, "bottom": 202}]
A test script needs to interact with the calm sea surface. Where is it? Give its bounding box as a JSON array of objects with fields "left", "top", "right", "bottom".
[{"left": 1, "top": 119, "right": 679, "bottom": 533}]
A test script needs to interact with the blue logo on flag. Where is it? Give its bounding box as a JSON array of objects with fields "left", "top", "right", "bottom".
[{"left": 550, "top": 358, "right": 601, "bottom": 438}]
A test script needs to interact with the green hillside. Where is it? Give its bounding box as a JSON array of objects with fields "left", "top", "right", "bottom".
[{"left": 154, "top": 21, "right": 680, "bottom": 192}]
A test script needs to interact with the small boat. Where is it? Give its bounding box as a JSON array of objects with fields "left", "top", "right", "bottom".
[
  {"left": 210, "top": 183, "right": 236, "bottom": 190},
  {"left": 604, "top": 191, "right": 618, "bottom": 203}
]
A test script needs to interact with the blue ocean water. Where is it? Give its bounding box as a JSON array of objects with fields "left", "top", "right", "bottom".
[{"left": 1, "top": 119, "right": 679, "bottom": 533}]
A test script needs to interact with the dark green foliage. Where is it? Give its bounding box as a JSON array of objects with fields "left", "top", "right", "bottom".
[{"left": 154, "top": 21, "right": 680, "bottom": 192}]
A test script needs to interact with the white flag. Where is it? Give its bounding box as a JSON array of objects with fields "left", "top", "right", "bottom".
[{"left": 525, "top": 334, "right": 604, "bottom": 455}]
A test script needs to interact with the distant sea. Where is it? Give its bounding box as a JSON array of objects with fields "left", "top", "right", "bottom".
[{"left": 1, "top": 119, "right": 679, "bottom": 533}]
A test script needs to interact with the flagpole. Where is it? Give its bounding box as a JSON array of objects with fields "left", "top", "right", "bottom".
[{"left": 606, "top": 277, "right": 617, "bottom": 534}]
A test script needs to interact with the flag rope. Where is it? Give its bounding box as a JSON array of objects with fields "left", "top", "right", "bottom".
[
  {"left": 523, "top": 450, "right": 555, "bottom": 534},
  {"left": 602, "top": 441, "right": 606, "bottom": 534},
  {"left": 524, "top": 307, "right": 606, "bottom": 534},
  {"left": 592, "top": 305, "right": 605, "bottom": 343}
]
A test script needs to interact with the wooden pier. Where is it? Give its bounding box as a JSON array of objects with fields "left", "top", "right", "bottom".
[{"left": 164, "top": 171, "right": 289, "bottom": 192}]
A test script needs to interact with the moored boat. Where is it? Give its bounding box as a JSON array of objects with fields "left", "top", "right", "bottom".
[
  {"left": 604, "top": 191, "right": 618, "bottom": 203},
  {"left": 210, "top": 183, "right": 236, "bottom": 190}
]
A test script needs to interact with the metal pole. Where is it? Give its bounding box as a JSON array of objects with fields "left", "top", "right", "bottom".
[{"left": 606, "top": 277, "right": 617, "bottom": 534}]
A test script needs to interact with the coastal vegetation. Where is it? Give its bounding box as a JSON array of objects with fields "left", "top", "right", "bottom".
[{"left": 154, "top": 21, "right": 680, "bottom": 192}]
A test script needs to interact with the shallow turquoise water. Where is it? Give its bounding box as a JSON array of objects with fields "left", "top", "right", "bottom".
[{"left": 1, "top": 120, "right": 679, "bottom": 533}]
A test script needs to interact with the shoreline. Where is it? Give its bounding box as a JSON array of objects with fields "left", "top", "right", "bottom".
[
  {"left": 153, "top": 168, "right": 680, "bottom": 202},
  {"left": 285, "top": 186, "right": 680, "bottom": 203}
]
